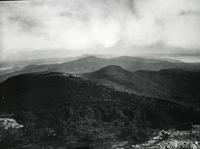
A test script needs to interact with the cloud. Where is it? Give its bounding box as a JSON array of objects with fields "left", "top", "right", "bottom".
[
  {"left": 0, "top": 0, "right": 200, "bottom": 61},
  {"left": 179, "top": 11, "right": 200, "bottom": 16}
]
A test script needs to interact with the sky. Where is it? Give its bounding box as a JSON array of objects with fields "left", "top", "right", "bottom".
[{"left": 0, "top": 0, "right": 200, "bottom": 61}]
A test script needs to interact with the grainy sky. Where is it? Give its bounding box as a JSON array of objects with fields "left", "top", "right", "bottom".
[{"left": 0, "top": 0, "right": 200, "bottom": 61}]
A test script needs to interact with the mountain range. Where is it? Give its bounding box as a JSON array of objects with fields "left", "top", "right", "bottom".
[
  {"left": 1, "top": 56, "right": 200, "bottom": 83},
  {"left": 1, "top": 56, "right": 200, "bottom": 148},
  {"left": 81, "top": 65, "right": 200, "bottom": 108}
]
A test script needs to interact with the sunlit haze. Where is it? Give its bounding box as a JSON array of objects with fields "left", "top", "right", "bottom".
[{"left": 0, "top": 0, "right": 200, "bottom": 62}]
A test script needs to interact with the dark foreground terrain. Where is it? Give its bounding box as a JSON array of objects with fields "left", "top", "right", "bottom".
[{"left": 0, "top": 72, "right": 200, "bottom": 149}]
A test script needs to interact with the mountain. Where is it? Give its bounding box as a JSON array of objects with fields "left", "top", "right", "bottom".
[
  {"left": 46, "top": 56, "right": 200, "bottom": 73},
  {"left": 0, "top": 56, "right": 107, "bottom": 83},
  {"left": 80, "top": 65, "right": 137, "bottom": 94},
  {"left": 0, "top": 57, "right": 76, "bottom": 69},
  {"left": 81, "top": 66, "right": 200, "bottom": 107},
  {"left": 80, "top": 65, "right": 132, "bottom": 79},
  {"left": 0, "top": 72, "right": 199, "bottom": 148},
  {"left": 1, "top": 56, "right": 200, "bottom": 84}
]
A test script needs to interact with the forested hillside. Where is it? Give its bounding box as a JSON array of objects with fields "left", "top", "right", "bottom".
[{"left": 0, "top": 72, "right": 199, "bottom": 148}]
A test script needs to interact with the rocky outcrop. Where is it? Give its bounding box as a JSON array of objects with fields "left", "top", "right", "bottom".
[
  {"left": 0, "top": 118, "right": 23, "bottom": 130},
  {"left": 112, "top": 125, "right": 200, "bottom": 149}
]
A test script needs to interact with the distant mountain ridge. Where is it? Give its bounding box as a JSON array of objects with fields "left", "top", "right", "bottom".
[{"left": 1, "top": 56, "right": 200, "bottom": 83}]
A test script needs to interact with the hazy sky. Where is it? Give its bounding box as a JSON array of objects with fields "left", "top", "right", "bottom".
[{"left": 0, "top": 0, "right": 200, "bottom": 61}]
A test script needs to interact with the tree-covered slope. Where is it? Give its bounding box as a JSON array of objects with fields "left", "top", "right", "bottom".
[
  {"left": 0, "top": 72, "right": 199, "bottom": 148},
  {"left": 81, "top": 66, "right": 200, "bottom": 107}
]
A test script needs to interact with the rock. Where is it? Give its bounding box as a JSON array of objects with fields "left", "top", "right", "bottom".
[
  {"left": 131, "top": 125, "right": 200, "bottom": 149},
  {"left": 118, "top": 141, "right": 128, "bottom": 147},
  {"left": 112, "top": 141, "right": 128, "bottom": 148},
  {"left": 0, "top": 118, "right": 23, "bottom": 130}
]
